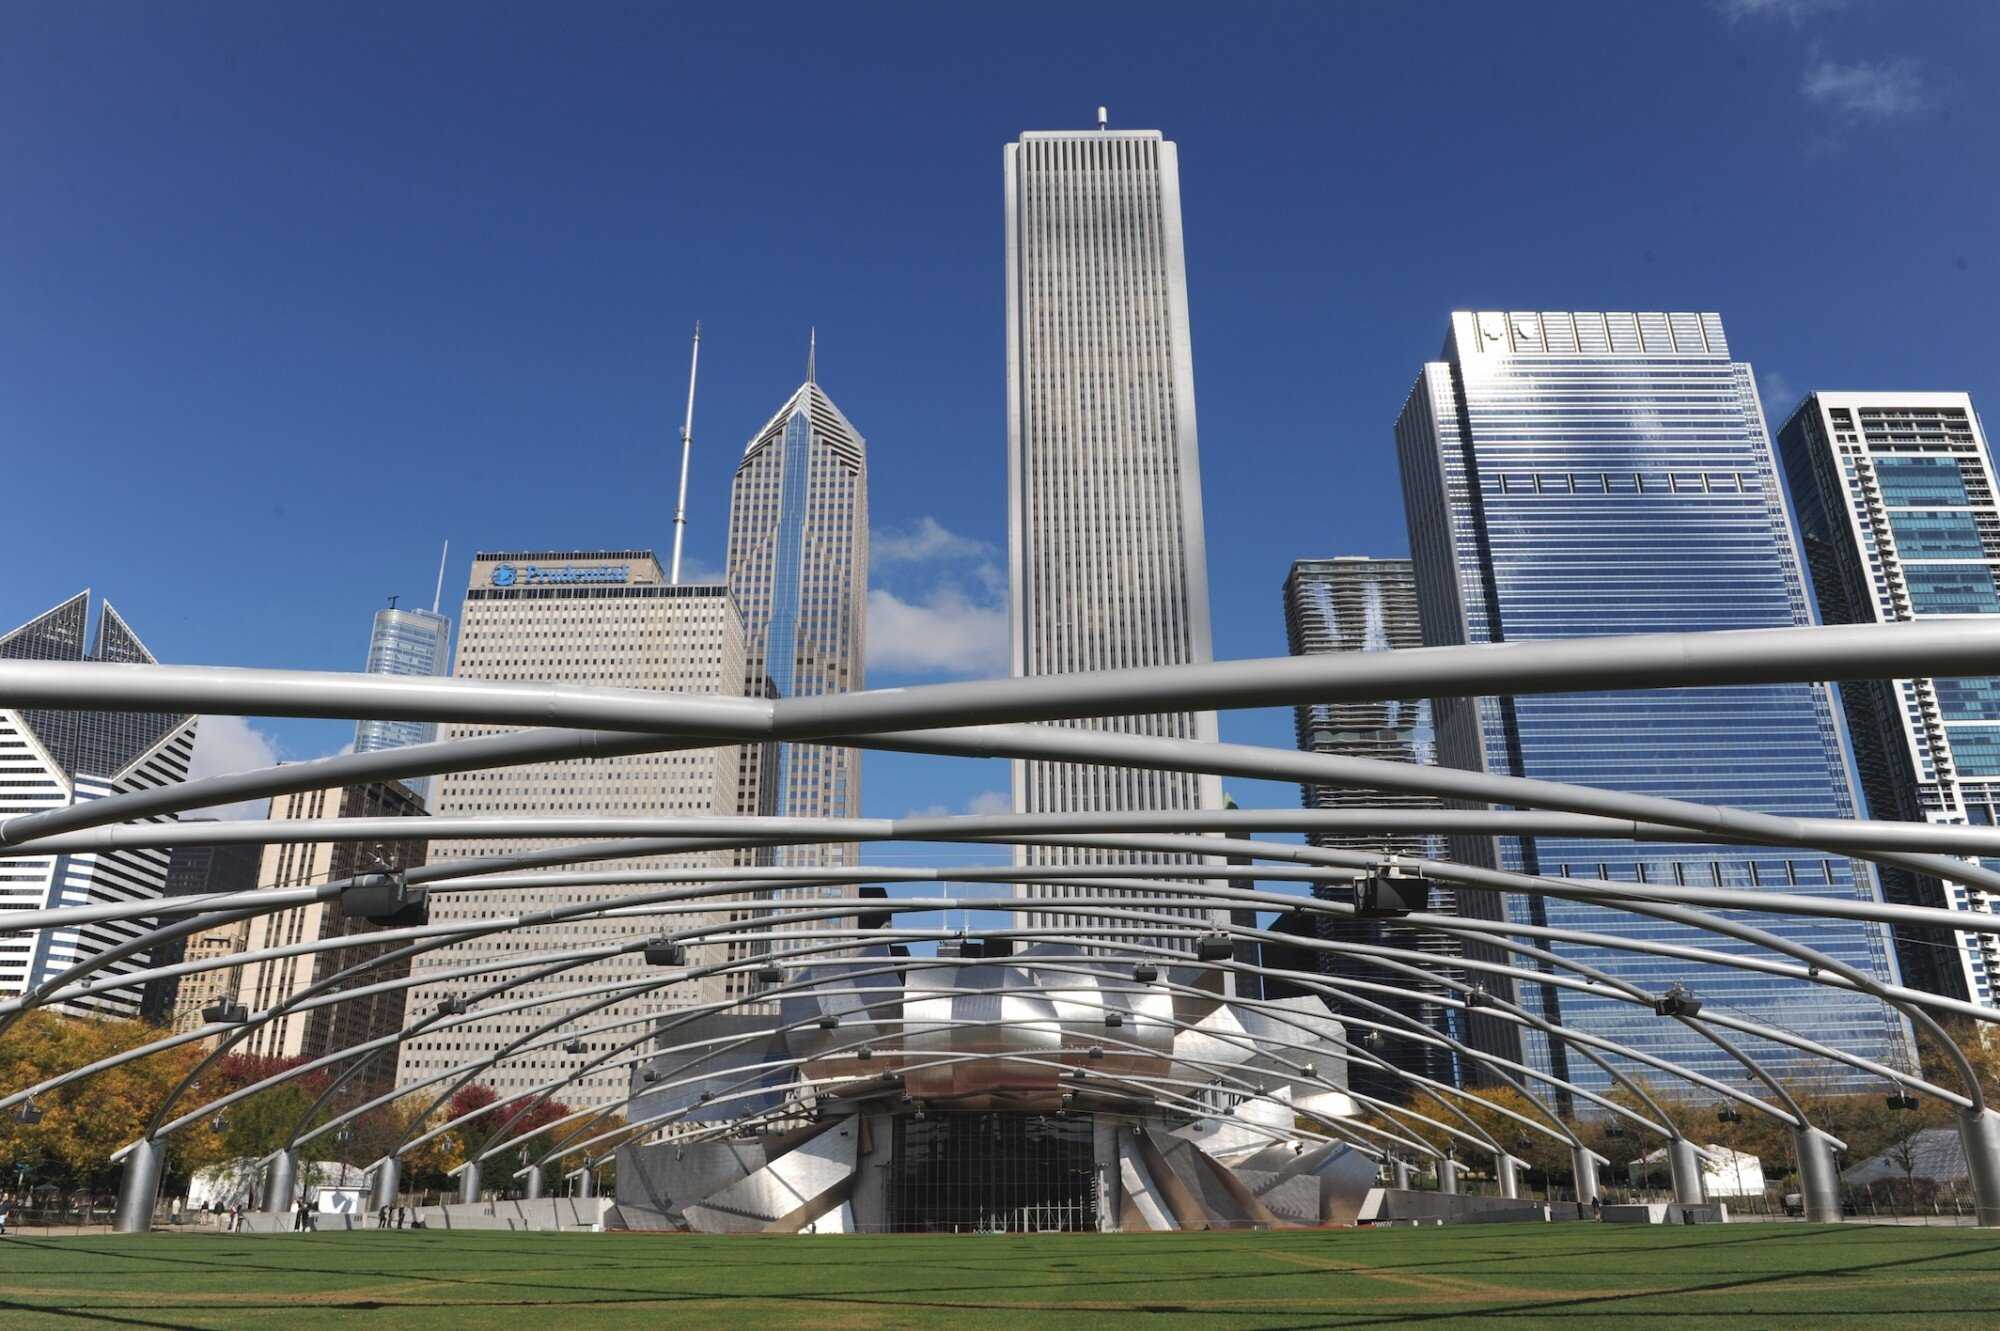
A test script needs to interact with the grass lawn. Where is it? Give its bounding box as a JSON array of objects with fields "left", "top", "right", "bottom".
[{"left": 3, "top": 1223, "right": 1999, "bottom": 1330}]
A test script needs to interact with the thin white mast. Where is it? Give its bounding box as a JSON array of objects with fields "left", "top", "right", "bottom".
[
  {"left": 432, "top": 539, "right": 449, "bottom": 614},
  {"left": 670, "top": 321, "right": 702, "bottom": 585}
]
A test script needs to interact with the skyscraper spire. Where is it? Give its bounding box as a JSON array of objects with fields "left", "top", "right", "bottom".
[
  {"left": 807, "top": 327, "right": 817, "bottom": 386},
  {"left": 670, "top": 321, "right": 701, "bottom": 585}
]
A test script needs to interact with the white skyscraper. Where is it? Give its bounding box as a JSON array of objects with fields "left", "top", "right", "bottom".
[
  {"left": 1004, "top": 122, "right": 1223, "bottom": 947},
  {"left": 393, "top": 551, "right": 748, "bottom": 1107},
  {"left": 1778, "top": 392, "right": 2000, "bottom": 1005},
  {"left": 0, "top": 593, "right": 196, "bottom": 1019}
]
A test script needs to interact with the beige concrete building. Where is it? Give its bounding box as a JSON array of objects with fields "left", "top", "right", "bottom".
[
  {"left": 394, "top": 551, "right": 750, "bottom": 1107},
  {"left": 169, "top": 922, "right": 254, "bottom": 1037},
  {"left": 232, "top": 779, "right": 430, "bottom": 1095}
]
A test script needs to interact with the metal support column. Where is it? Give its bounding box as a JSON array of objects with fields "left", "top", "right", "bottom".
[
  {"left": 1437, "top": 1157, "right": 1458, "bottom": 1194},
  {"left": 1959, "top": 1106, "right": 2000, "bottom": 1227},
  {"left": 370, "top": 1158, "right": 400, "bottom": 1211},
  {"left": 113, "top": 1138, "right": 164, "bottom": 1234},
  {"left": 524, "top": 1164, "right": 544, "bottom": 1201},
  {"left": 264, "top": 1150, "right": 297, "bottom": 1216},
  {"left": 1667, "top": 1137, "right": 1705, "bottom": 1206},
  {"left": 576, "top": 1165, "right": 594, "bottom": 1199},
  {"left": 1571, "top": 1146, "right": 1599, "bottom": 1206},
  {"left": 1391, "top": 1157, "right": 1412, "bottom": 1191},
  {"left": 1793, "top": 1127, "right": 1843, "bottom": 1223},
  {"left": 1496, "top": 1153, "right": 1520, "bottom": 1200},
  {"left": 458, "top": 1161, "right": 480, "bottom": 1205}
]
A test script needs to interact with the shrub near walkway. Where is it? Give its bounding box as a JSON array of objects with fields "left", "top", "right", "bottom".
[{"left": 3, "top": 1223, "right": 1999, "bottom": 1330}]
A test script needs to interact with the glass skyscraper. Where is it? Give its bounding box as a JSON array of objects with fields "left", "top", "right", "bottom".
[
  {"left": 1395, "top": 310, "right": 1913, "bottom": 1094},
  {"left": 1280, "top": 557, "right": 1465, "bottom": 1095},
  {"left": 1776, "top": 392, "right": 2000, "bottom": 1006},
  {"left": 723, "top": 360, "right": 869, "bottom": 865},
  {"left": 352, "top": 603, "right": 452, "bottom": 803}
]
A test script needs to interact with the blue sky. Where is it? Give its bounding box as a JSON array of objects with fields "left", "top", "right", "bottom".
[{"left": 3, "top": 0, "right": 1996, "bottom": 863}]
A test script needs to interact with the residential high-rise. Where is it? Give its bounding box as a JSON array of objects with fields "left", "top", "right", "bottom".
[
  {"left": 230, "top": 779, "right": 429, "bottom": 1095},
  {"left": 723, "top": 354, "right": 869, "bottom": 872},
  {"left": 394, "top": 551, "right": 748, "bottom": 1107},
  {"left": 0, "top": 593, "right": 196, "bottom": 1020},
  {"left": 139, "top": 825, "right": 264, "bottom": 1024},
  {"left": 1005, "top": 121, "right": 1223, "bottom": 948},
  {"left": 353, "top": 600, "right": 453, "bottom": 804},
  {"left": 1280, "top": 557, "right": 1464, "bottom": 1095},
  {"left": 1776, "top": 392, "right": 2000, "bottom": 1005},
  {"left": 1395, "top": 310, "right": 1913, "bottom": 1093}
]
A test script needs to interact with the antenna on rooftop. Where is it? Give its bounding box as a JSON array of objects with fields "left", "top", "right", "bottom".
[
  {"left": 670, "top": 322, "right": 701, "bottom": 585},
  {"left": 432, "top": 540, "right": 449, "bottom": 614},
  {"left": 1097, "top": 106, "right": 1108, "bottom": 131}
]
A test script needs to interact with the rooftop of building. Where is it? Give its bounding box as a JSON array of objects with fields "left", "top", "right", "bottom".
[{"left": 472, "top": 550, "right": 658, "bottom": 562}]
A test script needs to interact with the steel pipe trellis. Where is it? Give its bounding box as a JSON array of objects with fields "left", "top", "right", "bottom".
[{"left": 4, "top": 621, "right": 2000, "bottom": 1227}]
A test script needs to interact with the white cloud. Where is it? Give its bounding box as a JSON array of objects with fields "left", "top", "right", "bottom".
[
  {"left": 867, "top": 583, "right": 1007, "bottom": 678},
  {"left": 184, "top": 714, "right": 283, "bottom": 821},
  {"left": 873, "top": 517, "right": 994, "bottom": 566},
  {"left": 905, "top": 789, "right": 1012, "bottom": 819},
  {"left": 1758, "top": 369, "right": 1800, "bottom": 420},
  {"left": 1715, "top": 0, "right": 1849, "bottom": 23},
  {"left": 674, "top": 556, "right": 728, "bottom": 585},
  {"left": 1801, "top": 55, "right": 1930, "bottom": 120},
  {"left": 964, "top": 789, "right": 1011, "bottom": 817}
]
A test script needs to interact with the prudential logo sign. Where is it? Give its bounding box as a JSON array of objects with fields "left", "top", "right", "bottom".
[{"left": 489, "top": 563, "right": 628, "bottom": 588}]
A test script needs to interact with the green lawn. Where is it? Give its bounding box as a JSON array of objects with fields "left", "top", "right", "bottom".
[{"left": 2, "top": 1224, "right": 1998, "bottom": 1330}]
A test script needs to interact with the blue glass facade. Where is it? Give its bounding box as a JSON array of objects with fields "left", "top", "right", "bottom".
[
  {"left": 723, "top": 378, "right": 869, "bottom": 876},
  {"left": 353, "top": 605, "right": 453, "bottom": 803},
  {"left": 759, "top": 408, "right": 816, "bottom": 819},
  {"left": 1397, "top": 311, "right": 1912, "bottom": 1096}
]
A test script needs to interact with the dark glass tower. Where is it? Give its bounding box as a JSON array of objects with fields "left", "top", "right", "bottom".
[{"left": 1279, "top": 557, "right": 1465, "bottom": 1095}]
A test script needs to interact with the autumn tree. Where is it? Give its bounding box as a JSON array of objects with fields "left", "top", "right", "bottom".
[{"left": 0, "top": 1010, "right": 201, "bottom": 1193}]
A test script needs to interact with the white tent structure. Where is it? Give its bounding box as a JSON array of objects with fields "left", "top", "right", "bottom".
[{"left": 1628, "top": 1143, "right": 1765, "bottom": 1197}]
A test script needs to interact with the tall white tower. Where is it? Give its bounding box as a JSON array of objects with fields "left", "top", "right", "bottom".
[{"left": 1004, "top": 122, "right": 1223, "bottom": 948}]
